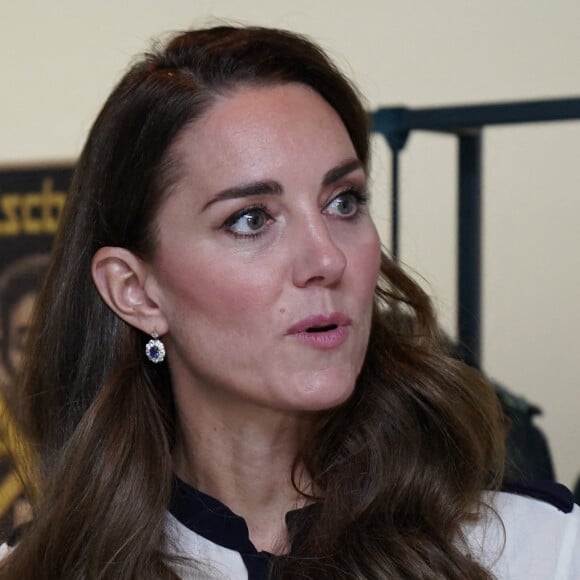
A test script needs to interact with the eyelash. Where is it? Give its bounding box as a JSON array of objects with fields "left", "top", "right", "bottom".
[{"left": 221, "top": 187, "right": 369, "bottom": 240}]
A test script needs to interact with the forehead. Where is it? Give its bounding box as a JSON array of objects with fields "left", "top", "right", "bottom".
[{"left": 166, "top": 83, "right": 358, "bottom": 194}]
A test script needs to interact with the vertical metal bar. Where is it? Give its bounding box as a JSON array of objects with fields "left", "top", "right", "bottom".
[
  {"left": 457, "top": 131, "right": 482, "bottom": 369},
  {"left": 373, "top": 108, "right": 408, "bottom": 262},
  {"left": 391, "top": 150, "right": 400, "bottom": 260}
]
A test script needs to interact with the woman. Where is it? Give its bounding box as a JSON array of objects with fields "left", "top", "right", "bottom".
[
  {"left": 1, "top": 26, "right": 578, "bottom": 579},
  {"left": 0, "top": 254, "right": 48, "bottom": 540}
]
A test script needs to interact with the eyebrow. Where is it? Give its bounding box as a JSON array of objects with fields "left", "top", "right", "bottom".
[
  {"left": 202, "top": 180, "right": 283, "bottom": 211},
  {"left": 322, "top": 159, "right": 364, "bottom": 186},
  {"left": 202, "top": 158, "right": 363, "bottom": 211}
]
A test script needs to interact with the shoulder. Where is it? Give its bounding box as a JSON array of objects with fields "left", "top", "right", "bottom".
[
  {"left": 464, "top": 483, "right": 580, "bottom": 579},
  {"left": 488, "top": 486, "right": 579, "bottom": 536}
]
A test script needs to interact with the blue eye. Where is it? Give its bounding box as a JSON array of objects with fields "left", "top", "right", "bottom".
[
  {"left": 325, "top": 189, "right": 368, "bottom": 218},
  {"left": 223, "top": 204, "right": 274, "bottom": 238}
]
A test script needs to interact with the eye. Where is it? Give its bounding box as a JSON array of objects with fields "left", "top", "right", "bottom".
[
  {"left": 223, "top": 204, "right": 274, "bottom": 238},
  {"left": 324, "top": 189, "right": 368, "bottom": 219}
]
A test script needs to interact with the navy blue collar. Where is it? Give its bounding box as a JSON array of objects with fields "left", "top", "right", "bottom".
[
  {"left": 170, "top": 475, "right": 268, "bottom": 555},
  {"left": 501, "top": 479, "right": 576, "bottom": 513},
  {"left": 171, "top": 475, "right": 577, "bottom": 550},
  {"left": 169, "top": 475, "right": 318, "bottom": 552}
]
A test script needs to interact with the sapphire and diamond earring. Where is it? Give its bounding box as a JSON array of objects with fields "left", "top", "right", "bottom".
[{"left": 145, "top": 332, "right": 166, "bottom": 363}]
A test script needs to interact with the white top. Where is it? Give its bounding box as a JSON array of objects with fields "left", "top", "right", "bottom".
[
  {"left": 464, "top": 491, "right": 580, "bottom": 579},
  {"left": 166, "top": 490, "right": 580, "bottom": 580}
]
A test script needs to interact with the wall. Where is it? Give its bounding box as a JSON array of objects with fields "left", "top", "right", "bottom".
[{"left": 1, "top": 0, "right": 579, "bottom": 486}]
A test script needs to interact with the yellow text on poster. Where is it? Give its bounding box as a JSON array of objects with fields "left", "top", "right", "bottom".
[{"left": 0, "top": 178, "right": 67, "bottom": 236}]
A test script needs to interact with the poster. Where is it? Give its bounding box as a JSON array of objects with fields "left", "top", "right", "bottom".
[{"left": 0, "top": 165, "right": 73, "bottom": 539}]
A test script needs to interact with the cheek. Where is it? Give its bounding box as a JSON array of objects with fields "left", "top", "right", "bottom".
[
  {"left": 157, "top": 252, "right": 281, "bottom": 323},
  {"left": 351, "top": 228, "right": 382, "bottom": 296}
]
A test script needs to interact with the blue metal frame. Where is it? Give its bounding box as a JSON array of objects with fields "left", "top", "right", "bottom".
[{"left": 371, "top": 97, "right": 580, "bottom": 368}]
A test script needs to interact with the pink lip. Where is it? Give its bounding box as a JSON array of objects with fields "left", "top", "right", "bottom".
[{"left": 287, "top": 312, "right": 352, "bottom": 350}]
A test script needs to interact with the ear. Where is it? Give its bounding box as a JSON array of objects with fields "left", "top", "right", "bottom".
[{"left": 91, "top": 247, "right": 168, "bottom": 335}]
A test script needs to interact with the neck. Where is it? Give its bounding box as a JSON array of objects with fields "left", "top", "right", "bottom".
[{"left": 173, "top": 402, "right": 315, "bottom": 554}]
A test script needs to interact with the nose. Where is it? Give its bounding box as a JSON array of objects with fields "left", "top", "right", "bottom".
[{"left": 292, "top": 215, "right": 347, "bottom": 288}]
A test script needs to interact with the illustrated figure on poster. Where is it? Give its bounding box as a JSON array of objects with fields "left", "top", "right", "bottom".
[{"left": 0, "top": 254, "right": 48, "bottom": 540}]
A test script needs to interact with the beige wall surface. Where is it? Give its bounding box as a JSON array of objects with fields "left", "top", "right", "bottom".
[{"left": 1, "top": 1, "right": 579, "bottom": 486}]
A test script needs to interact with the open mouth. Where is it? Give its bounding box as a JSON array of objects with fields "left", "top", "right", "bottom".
[
  {"left": 292, "top": 320, "right": 349, "bottom": 349},
  {"left": 287, "top": 313, "right": 351, "bottom": 337},
  {"left": 306, "top": 324, "right": 338, "bottom": 333}
]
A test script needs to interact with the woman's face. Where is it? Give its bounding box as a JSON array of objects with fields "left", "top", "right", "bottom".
[
  {"left": 149, "top": 83, "right": 381, "bottom": 415},
  {"left": 7, "top": 291, "right": 37, "bottom": 376}
]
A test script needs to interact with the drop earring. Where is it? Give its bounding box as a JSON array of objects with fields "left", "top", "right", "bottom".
[{"left": 145, "top": 332, "right": 166, "bottom": 363}]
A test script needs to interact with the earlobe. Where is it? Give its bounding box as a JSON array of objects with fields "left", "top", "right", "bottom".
[{"left": 91, "top": 247, "right": 168, "bottom": 335}]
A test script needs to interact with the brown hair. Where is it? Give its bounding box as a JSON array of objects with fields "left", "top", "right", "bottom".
[{"left": 1, "top": 26, "right": 504, "bottom": 579}]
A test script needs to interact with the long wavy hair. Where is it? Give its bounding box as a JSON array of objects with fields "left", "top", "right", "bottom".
[{"left": 1, "top": 26, "right": 504, "bottom": 579}]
